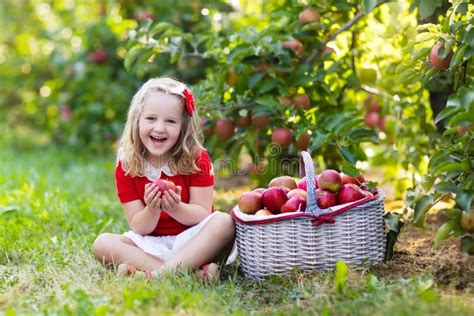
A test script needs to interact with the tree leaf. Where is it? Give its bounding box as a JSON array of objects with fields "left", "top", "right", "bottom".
[
  {"left": 339, "top": 146, "right": 357, "bottom": 165},
  {"left": 361, "top": 0, "right": 377, "bottom": 14},
  {"left": 413, "top": 195, "right": 435, "bottom": 228},
  {"left": 434, "top": 106, "right": 460, "bottom": 124},
  {"left": 433, "top": 221, "right": 455, "bottom": 246},
  {"left": 419, "top": 0, "right": 443, "bottom": 20},
  {"left": 456, "top": 191, "right": 473, "bottom": 212}
]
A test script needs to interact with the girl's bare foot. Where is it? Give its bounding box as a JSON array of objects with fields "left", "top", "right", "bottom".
[
  {"left": 117, "top": 263, "right": 152, "bottom": 279},
  {"left": 196, "top": 263, "right": 220, "bottom": 284}
]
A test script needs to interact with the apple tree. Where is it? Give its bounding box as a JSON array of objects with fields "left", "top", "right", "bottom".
[{"left": 396, "top": 0, "right": 473, "bottom": 254}]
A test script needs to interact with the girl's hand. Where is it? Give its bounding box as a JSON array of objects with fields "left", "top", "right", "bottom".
[
  {"left": 161, "top": 186, "right": 182, "bottom": 213},
  {"left": 144, "top": 183, "right": 163, "bottom": 212}
]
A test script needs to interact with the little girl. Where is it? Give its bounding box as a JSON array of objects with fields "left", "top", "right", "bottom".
[{"left": 93, "top": 77, "right": 235, "bottom": 281}]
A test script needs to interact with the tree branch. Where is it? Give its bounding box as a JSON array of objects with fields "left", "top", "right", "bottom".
[{"left": 305, "top": 0, "right": 391, "bottom": 65}]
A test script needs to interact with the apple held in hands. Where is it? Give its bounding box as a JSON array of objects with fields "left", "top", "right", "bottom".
[
  {"left": 261, "top": 187, "right": 288, "bottom": 214},
  {"left": 238, "top": 191, "right": 263, "bottom": 214},
  {"left": 153, "top": 179, "right": 176, "bottom": 194}
]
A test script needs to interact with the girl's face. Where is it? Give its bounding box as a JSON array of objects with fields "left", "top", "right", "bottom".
[{"left": 139, "top": 92, "right": 183, "bottom": 162}]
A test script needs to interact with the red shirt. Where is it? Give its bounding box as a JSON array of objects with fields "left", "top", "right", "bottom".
[{"left": 115, "top": 150, "right": 214, "bottom": 236}]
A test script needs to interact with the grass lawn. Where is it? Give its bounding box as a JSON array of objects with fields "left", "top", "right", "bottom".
[{"left": 1, "top": 146, "right": 473, "bottom": 315}]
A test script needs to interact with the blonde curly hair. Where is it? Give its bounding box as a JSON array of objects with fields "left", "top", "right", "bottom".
[{"left": 117, "top": 77, "right": 204, "bottom": 176}]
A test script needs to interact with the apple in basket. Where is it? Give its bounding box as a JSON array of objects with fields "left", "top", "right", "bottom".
[
  {"left": 237, "top": 191, "right": 263, "bottom": 214},
  {"left": 340, "top": 173, "right": 363, "bottom": 186},
  {"left": 261, "top": 187, "right": 288, "bottom": 214},
  {"left": 281, "top": 197, "right": 307, "bottom": 213},
  {"left": 253, "top": 188, "right": 266, "bottom": 194},
  {"left": 152, "top": 179, "right": 176, "bottom": 194},
  {"left": 297, "top": 176, "right": 318, "bottom": 191},
  {"left": 318, "top": 169, "right": 342, "bottom": 192},
  {"left": 337, "top": 183, "right": 366, "bottom": 205},
  {"left": 287, "top": 189, "right": 307, "bottom": 200},
  {"left": 255, "top": 209, "right": 272, "bottom": 216},
  {"left": 268, "top": 175, "right": 297, "bottom": 190},
  {"left": 316, "top": 189, "right": 337, "bottom": 209}
]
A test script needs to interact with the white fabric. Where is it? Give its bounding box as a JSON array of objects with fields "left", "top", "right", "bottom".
[
  {"left": 143, "top": 159, "right": 175, "bottom": 181},
  {"left": 123, "top": 212, "right": 237, "bottom": 264}
]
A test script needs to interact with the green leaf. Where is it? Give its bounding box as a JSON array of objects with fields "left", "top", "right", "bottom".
[
  {"left": 434, "top": 104, "right": 460, "bottom": 124},
  {"left": 419, "top": 0, "right": 443, "bottom": 20},
  {"left": 456, "top": 191, "right": 473, "bottom": 212},
  {"left": 413, "top": 195, "right": 435, "bottom": 228},
  {"left": 450, "top": 45, "right": 467, "bottom": 67},
  {"left": 335, "top": 260, "right": 348, "bottom": 293},
  {"left": 339, "top": 146, "right": 357, "bottom": 165},
  {"left": 433, "top": 221, "right": 455, "bottom": 246},
  {"left": 434, "top": 161, "right": 468, "bottom": 175},
  {"left": 361, "top": 0, "right": 377, "bottom": 14},
  {"left": 340, "top": 162, "right": 360, "bottom": 177},
  {"left": 124, "top": 46, "right": 142, "bottom": 71},
  {"left": 460, "top": 236, "right": 474, "bottom": 253},
  {"left": 258, "top": 79, "right": 278, "bottom": 94},
  {"left": 149, "top": 22, "right": 174, "bottom": 37}
]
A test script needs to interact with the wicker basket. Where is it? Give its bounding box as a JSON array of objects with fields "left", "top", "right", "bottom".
[{"left": 232, "top": 151, "right": 386, "bottom": 279}]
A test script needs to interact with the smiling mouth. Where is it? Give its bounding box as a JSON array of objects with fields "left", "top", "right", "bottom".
[{"left": 150, "top": 135, "right": 167, "bottom": 145}]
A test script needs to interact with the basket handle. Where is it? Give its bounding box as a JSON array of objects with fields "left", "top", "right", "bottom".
[{"left": 299, "top": 151, "right": 325, "bottom": 216}]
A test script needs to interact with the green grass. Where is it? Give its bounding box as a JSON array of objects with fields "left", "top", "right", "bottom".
[{"left": 1, "top": 146, "right": 473, "bottom": 315}]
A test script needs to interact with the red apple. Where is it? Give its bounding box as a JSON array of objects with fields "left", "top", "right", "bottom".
[
  {"left": 277, "top": 96, "right": 292, "bottom": 106},
  {"left": 318, "top": 169, "right": 342, "bottom": 192},
  {"left": 364, "top": 111, "right": 379, "bottom": 128},
  {"left": 253, "top": 188, "right": 266, "bottom": 194},
  {"left": 269, "top": 176, "right": 297, "bottom": 189},
  {"left": 271, "top": 128, "right": 294, "bottom": 147},
  {"left": 299, "top": 8, "right": 320, "bottom": 24},
  {"left": 215, "top": 119, "right": 235, "bottom": 140},
  {"left": 282, "top": 39, "right": 304, "bottom": 55},
  {"left": 255, "top": 209, "right": 272, "bottom": 216},
  {"left": 340, "top": 173, "right": 362, "bottom": 186},
  {"left": 234, "top": 113, "right": 251, "bottom": 128},
  {"left": 337, "top": 183, "right": 366, "bottom": 205},
  {"left": 152, "top": 179, "right": 176, "bottom": 194},
  {"left": 316, "top": 189, "right": 337, "bottom": 209},
  {"left": 292, "top": 94, "right": 311, "bottom": 110},
  {"left": 251, "top": 114, "right": 270, "bottom": 130},
  {"left": 88, "top": 49, "right": 107, "bottom": 64},
  {"left": 261, "top": 187, "right": 288, "bottom": 214},
  {"left": 281, "top": 197, "right": 307, "bottom": 213},
  {"left": 287, "top": 189, "right": 307, "bottom": 201},
  {"left": 295, "top": 131, "right": 311, "bottom": 149},
  {"left": 297, "top": 177, "right": 307, "bottom": 191},
  {"left": 237, "top": 191, "right": 263, "bottom": 214},
  {"left": 430, "top": 42, "right": 453, "bottom": 70}
]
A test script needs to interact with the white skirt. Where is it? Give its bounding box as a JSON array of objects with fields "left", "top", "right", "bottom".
[{"left": 123, "top": 212, "right": 237, "bottom": 264}]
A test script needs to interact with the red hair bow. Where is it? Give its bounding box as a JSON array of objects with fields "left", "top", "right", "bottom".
[{"left": 183, "top": 89, "right": 195, "bottom": 116}]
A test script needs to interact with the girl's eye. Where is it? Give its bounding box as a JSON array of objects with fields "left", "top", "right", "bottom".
[
  {"left": 166, "top": 120, "right": 176, "bottom": 124},
  {"left": 146, "top": 117, "right": 156, "bottom": 121}
]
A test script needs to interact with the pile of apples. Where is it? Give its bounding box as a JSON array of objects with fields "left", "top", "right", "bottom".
[{"left": 237, "top": 170, "right": 374, "bottom": 216}]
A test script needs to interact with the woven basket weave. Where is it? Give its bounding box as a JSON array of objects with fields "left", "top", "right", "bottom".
[{"left": 232, "top": 151, "right": 386, "bottom": 279}]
